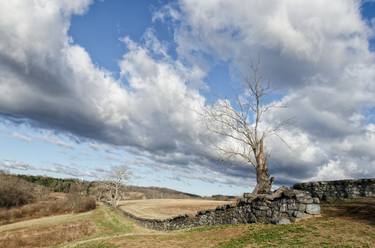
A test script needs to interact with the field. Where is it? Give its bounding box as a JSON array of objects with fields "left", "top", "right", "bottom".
[
  {"left": 0, "top": 197, "right": 374, "bottom": 247},
  {"left": 118, "top": 199, "right": 232, "bottom": 219}
]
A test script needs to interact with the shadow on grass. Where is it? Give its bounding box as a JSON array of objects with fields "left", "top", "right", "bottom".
[
  {"left": 321, "top": 197, "right": 375, "bottom": 226},
  {"left": 219, "top": 198, "right": 375, "bottom": 248}
]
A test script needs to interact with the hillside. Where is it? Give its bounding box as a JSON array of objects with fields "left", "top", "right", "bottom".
[{"left": 14, "top": 174, "right": 201, "bottom": 200}]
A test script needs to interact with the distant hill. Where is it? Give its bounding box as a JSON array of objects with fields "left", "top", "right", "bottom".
[
  {"left": 14, "top": 174, "right": 201, "bottom": 200},
  {"left": 124, "top": 185, "right": 200, "bottom": 199}
]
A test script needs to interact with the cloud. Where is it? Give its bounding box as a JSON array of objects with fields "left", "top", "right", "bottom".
[
  {"left": 0, "top": 0, "right": 225, "bottom": 183},
  {"left": 169, "top": 0, "right": 373, "bottom": 87},
  {"left": 37, "top": 131, "right": 75, "bottom": 149},
  {"left": 8, "top": 128, "right": 75, "bottom": 149},
  {"left": 157, "top": 0, "right": 375, "bottom": 182},
  {"left": 0, "top": 0, "right": 206, "bottom": 152},
  {"left": 42, "top": 163, "right": 99, "bottom": 178},
  {"left": 11, "top": 132, "right": 32, "bottom": 143},
  {"left": 0, "top": 160, "right": 34, "bottom": 171},
  {"left": 0, "top": 159, "right": 101, "bottom": 179},
  {"left": 0, "top": 0, "right": 374, "bottom": 189}
]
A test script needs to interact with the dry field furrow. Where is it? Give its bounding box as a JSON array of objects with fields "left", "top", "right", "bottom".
[{"left": 119, "top": 199, "right": 233, "bottom": 220}]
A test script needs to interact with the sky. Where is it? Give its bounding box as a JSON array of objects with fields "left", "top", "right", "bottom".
[{"left": 0, "top": 0, "right": 375, "bottom": 196}]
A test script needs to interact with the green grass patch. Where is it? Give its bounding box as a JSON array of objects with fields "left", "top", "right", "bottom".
[
  {"left": 185, "top": 224, "right": 236, "bottom": 233},
  {"left": 91, "top": 206, "right": 134, "bottom": 235},
  {"left": 71, "top": 241, "right": 118, "bottom": 248},
  {"left": 219, "top": 224, "right": 309, "bottom": 248}
]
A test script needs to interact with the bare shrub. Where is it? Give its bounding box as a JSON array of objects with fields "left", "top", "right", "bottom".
[
  {"left": 0, "top": 173, "right": 96, "bottom": 225},
  {"left": 0, "top": 181, "right": 35, "bottom": 208},
  {"left": 67, "top": 193, "right": 96, "bottom": 213},
  {"left": 0, "top": 173, "right": 48, "bottom": 208},
  {"left": 75, "top": 196, "right": 96, "bottom": 213},
  {"left": 0, "top": 195, "right": 96, "bottom": 225}
]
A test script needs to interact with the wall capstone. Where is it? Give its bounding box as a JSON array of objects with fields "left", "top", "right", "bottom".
[{"left": 293, "top": 178, "right": 375, "bottom": 201}]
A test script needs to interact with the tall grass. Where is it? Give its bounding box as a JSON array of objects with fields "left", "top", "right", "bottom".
[{"left": 0, "top": 194, "right": 96, "bottom": 225}]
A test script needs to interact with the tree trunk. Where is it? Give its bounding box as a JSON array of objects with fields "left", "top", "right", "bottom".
[
  {"left": 252, "top": 166, "right": 272, "bottom": 194},
  {"left": 114, "top": 183, "right": 119, "bottom": 207},
  {"left": 252, "top": 138, "right": 273, "bottom": 194}
]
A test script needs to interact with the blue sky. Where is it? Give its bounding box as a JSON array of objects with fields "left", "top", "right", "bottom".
[
  {"left": 68, "top": 0, "right": 240, "bottom": 102},
  {"left": 69, "top": 0, "right": 168, "bottom": 76},
  {"left": 0, "top": 0, "right": 375, "bottom": 196}
]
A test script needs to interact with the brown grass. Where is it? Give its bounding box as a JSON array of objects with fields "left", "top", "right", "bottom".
[
  {"left": 0, "top": 220, "right": 96, "bottom": 248},
  {"left": 1, "top": 197, "right": 374, "bottom": 248},
  {"left": 110, "top": 225, "right": 249, "bottom": 248},
  {"left": 0, "top": 194, "right": 96, "bottom": 225},
  {"left": 119, "top": 199, "right": 233, "bottom": 220}
]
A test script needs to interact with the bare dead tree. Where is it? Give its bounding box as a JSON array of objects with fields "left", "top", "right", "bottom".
[
  {"left": 204, "top": 61, "right": 288, "bottom": 194},
  {"left": 107, "top": 165, "right": 131, "bottom": 207}
]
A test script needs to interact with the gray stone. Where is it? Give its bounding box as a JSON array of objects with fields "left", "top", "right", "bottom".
[
  {"left": 294, "top": 212, "right": 308, "bottom": 218},
  {"left": 300, "top": 198, "right": 314, "bottom": 204},
  {"left": 306, "top": 204, "right": 320, "bottom": 215},
  {"left": 296, "top": 193, "right": 306, "bottom": 198},
  {"left": 297, "top": 204, "right": 306, "bottom": 212},
  {"left": 255, "top": 205, "right": 269, "bottom": 210},
  {"left": 312, "top": 197, "right": 320, "bottom": 204},
  {"left": 266, "top": 210, "right": 272, "bottom": 217},
  {"left": 287, "top": 202, "right": 297, "bottom": 210},
  {"left": 280, "top": 204, "right": 287, "bottom": 212}
]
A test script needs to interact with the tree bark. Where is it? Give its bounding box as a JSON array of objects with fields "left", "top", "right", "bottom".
[{"left": 252, "top": 138, "right": 273, "bottom": 194}]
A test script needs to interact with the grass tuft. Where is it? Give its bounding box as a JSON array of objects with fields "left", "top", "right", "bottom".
[{"left": 71, "top": 241, "right": 118, "bottom": 248}]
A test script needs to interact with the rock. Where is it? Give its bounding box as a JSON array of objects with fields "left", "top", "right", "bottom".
[
  {"left": 296, "top": 192, "right": 306, "bottom": 198},
  {"left": 255, "top": 205, "right": 269, "bottom": 210},
  {"left": 300, "top": 198, "right": 314, "bottom": 204},
  {"left": 293, "top": 211, "right": 308, "bottom": 218},
  {"left": 287, "top": 202, "right": 297, "bottom": 210},
  {"left": 247, "top": 213, "right": 257, "bottom": 223},
  {"left": 306, "top": 204, "right": 320, "bottom": 215},
  {"left": 297, "top": 204, "right": 306, "bottom": 212},
  {"left": 243, "top": 193, "right": 254, "bottom": 198},
  {"left": 266, "top": 210, "right": 272, "bottom": 217},
  {"left": 312, "top": 197, "right": 320, "bottom": 204},
  {"left": 280, "top": 204, "right": 287, "bottom": 212}
]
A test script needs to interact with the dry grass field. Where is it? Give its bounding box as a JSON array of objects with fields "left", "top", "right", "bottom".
[
  {"left": 0, "top": 198, "right": 374, "bottom": 248},
  {"left": 118, "top": 199, "right": 233, "bottom": 219}
]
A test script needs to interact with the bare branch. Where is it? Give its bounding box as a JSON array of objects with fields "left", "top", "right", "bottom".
[{"left": 202, "top": 58, "right": 290, "bottom": 194}]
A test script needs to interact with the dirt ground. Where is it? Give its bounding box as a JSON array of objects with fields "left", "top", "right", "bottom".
[
  {"left": 0, "top": 220, "right": 95, "bottom": 248},
  {"left": 118, "top": 199, "right": 233, "bottom": 219}
]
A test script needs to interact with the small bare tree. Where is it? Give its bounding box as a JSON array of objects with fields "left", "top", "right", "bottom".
[
  {"left": 107, "top": 165, "right": 130, "bottom": 207},
  {"left": 204, "top": 62, "right": 287, "bottom": 194}
]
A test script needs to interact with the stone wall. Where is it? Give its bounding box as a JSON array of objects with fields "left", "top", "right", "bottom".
[
  {"left": 118, "top": 188, "right": 320, "bottom": 230},
  {"left": 293, "top": 178, "right": 375, "bottom": 201}
]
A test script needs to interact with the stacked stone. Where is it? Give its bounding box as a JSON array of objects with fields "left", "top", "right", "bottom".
[
  {"left": 120, "top": 179, "right": 374, "bottom": 230},
  {"left": 237, "top": 188, "right": 320, "bottom": 225},
  {"left": 293, "top": 178, "right": 375, "bottom": 201},
  {"left": 119, "top": 187, "right": 320, "bottom": 230}
]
